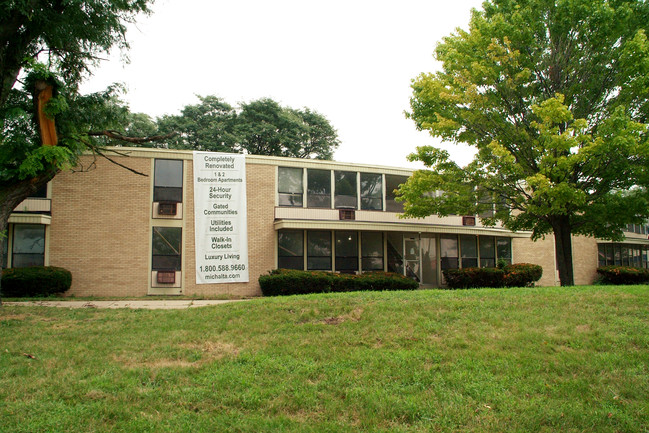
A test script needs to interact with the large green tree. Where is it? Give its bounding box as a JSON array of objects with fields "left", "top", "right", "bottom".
[
  {"left": 0, "top": 0, "right": 159, "bottom": 300},
  {"left": 155, "top": 96, "right": 339, "bottom": 159},
  {"left": 400, "top": 0, "right": 649, "bottom": 286}
]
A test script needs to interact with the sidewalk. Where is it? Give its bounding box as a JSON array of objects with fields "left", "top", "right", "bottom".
[{"left": 3, "top": 299, "right": 246, "bottom": 310}]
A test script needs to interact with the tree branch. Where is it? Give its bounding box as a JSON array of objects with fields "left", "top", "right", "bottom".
[{"left": 87, "top": 130, "right": 177, "bottom": 143}]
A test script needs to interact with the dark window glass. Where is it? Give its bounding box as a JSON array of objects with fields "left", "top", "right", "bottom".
[
  {"left": 278, "top": 230, "right": 304, "bottom": 269},
  {"left": 12, "top": 224, "right": 45, "bottom": 268},
  {"left": 598, "top": 244, "right": 606, "bottom": 267},
  {"left": 1, "top": 230, "right": 7, "bottom": 269},
  {"left": 387, "top": 232, "right": 404, "bottom": 274},
  {"left": 621, "top": 246, "right": 630, "bottom": 266},
  {"left": 307, "top": 231, "right": 331, "bottom": 270},
  {"left": 336, "top": 231, "right": 358, "bottom": 272},
  {"left": 360, "top": 173, "right": 382, "bottom": 210},
  {"left": 643, "top": 247, "right": 648, "bottom": 269},
  {"left": 361, "top": 232, "right": 384, "bottom": 271},
  {"left": 479, "top": 236, "right": 495, "bottom": 268},
  {"left": 385, "top": 175, "right": 409, "bottom": 212},
  {"left": 278, "top": 167, "right": 303, "bottom": 207},
  {"left": 154, "top": 159, "right": 183, "bottom": 202},
  {"left": 307, "top": 169, "right": 331, "bottom": 208},
  {"left": 30, "top": 184, "right": 48, "bottom": 198},
  {"left": 477, "top": 191, "right": 494, "bottom": 219},
  {"left": 334, "top": 171, "right": 357, "bottom": 209},
  {"left": 440, "top": 234, "right": 459, "bottom": 270},
  {"left": 496, "top": 237, "right": 512, "bottom": 264},
  {"left": 152, "top": 227, "right": 182, "bottom": 271},
  {"left": 460, "top": 235, "right": 478, "bottom": 268}
]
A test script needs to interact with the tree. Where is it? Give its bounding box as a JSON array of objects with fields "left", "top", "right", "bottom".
[
  {"left": 157, "top": 95, "right": 239, "bottom": 152},
  {"left": 400, "top": 0, "right": 649, "bottom": 286},
  {"left": 155, "top": 96, "right": 339, "bottom": 159},
  {"left": 0, "top": 0, "right": 160, "bottom": 301}
]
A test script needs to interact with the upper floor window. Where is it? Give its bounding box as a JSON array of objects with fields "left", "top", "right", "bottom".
[
  {"left": 278, "top": 167, "right": 303, "bottom": 207},
  {"left": 334, "top": 171, "right": 357, "bottom": 209},
  {"left": 307, "top": 169, "right": 331, "bottom": 208},
  {"left": 361, "top": 173, "right": 382, "bottom": 210},
  {"left": 385, "top": 175, "right": 408, "bottom": 212},
  {"left": 154, "top": 159, "right": 183, "bottom": 203}
]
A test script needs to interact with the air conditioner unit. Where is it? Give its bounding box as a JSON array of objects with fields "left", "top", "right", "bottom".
[
  {"left": 158, "top": 202, "right": 177, "bottom": 216},
  {"left": 462, "top": 215, "right": 476, "bottom": 226},
  {"left": 339, "top": 208, "right": 355, "bottom": 220},
  {"left": 157, "top": 270, "right": 176, "bottom": 284}
]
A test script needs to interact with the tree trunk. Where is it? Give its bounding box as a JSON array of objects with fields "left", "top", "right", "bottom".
[
  {"left": 0, "top": 171, "right": 57, "bottom": 305},
  {"left": 551, "top": 216, "right": 575, "bottom": 286}
]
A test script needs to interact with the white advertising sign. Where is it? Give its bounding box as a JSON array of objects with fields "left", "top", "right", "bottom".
[{"left": 193, "top": 152, "right": 249, "bottom": 283}]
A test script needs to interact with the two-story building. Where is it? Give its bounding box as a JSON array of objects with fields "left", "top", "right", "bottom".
[{"left": 4, "top": 147, "right": 648, "bottom": 297}]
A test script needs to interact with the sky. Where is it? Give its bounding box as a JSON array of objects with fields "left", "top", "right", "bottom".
[{"left": 81, "top": 0, "right": 484, "bottom": 169}]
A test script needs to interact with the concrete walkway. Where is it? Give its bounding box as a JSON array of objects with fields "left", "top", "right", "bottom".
[{"left": 3, "top": 299, "right": 246, "bottom": 310}]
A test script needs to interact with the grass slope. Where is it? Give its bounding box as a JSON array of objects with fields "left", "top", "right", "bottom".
[{"left": 1, "top": 285, "right": 648, "bottom": 432}]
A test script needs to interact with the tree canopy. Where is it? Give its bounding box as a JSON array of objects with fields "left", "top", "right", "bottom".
[
  {"left": 155, "top": 96, "right": 339, "bottom": 160},
  {"left": 400, "top": 0, "right": 649, "bottom": 286},
  {"left": 0, "top": 0, "right": 158, "bottom": 302}
]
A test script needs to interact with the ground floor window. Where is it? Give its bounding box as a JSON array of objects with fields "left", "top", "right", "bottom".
[
  {"left": 11, "top": 224, "right": 45, "bottom": 268},
  {"left": 278, "top": 230, "right": 303, "bottom": 269},
  {"left": 152, "top": 227, "right": 182, "bottom": 271},
  {"left": 277, "top": 230, "right": 512, "bottom": 285},
  {"left": 598, "top": 243, "right": 649, "bottom": 268}
]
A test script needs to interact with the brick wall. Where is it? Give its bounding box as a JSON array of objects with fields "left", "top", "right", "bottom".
[
  {"left": 50, "top": 155, "right": 152, "bottom": 296},
  {"left": 513, "top": 236, "right": 558, "bottom": 286}
]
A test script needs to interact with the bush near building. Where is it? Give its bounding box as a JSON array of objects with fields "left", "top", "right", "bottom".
[
  {"left": 258, "top": 269, "right": 418, "bottom": 296},
  {"left": 443, "top": 263, "right": 543, "bottom": 289},
  {"left": 596, "top": 266, "right": 649, "bottom": 285},
  {"left": 1, "top": 266, "right": 72, "bottom": 297}
]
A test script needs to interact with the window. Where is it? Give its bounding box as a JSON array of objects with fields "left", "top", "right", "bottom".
[
  {"left": 278, "top": 167, "right": 303, "bottom": 207},
  {"left": 387, "top": 233, "right": 404, "bottom": 275},
  {"left": 1, "top": 231, "right": 7, "bottom": 269},
  {"left": 278, "top": 230, "right": 304, "bottom": 269},
  {"left": 385, "top": 175, "right": 408, "bottom": 212},
  {"left": 479, "top": 236, "right": 496, "bottom": 268},
  {"left": 152, "top": 227, "right": 182, "bottom": 271},
  {"left": 360, "top": 173, "right": 382, "bottom": 210},
  {"left": 12, "top": 224, "right": 45, "bottom": 268},
  {"left": 154, "top": 159, "right": 183, "bottom": 202},
  {"left": 361, "top": 232, "right": 384, "bottom": 271},
  {"left": 440, "top": 235, "right": 459, "bottom": 270},
  {"left": 334, "top": 171, "right": 357, "bottom": 209},
  {"left": 496, "top": 238, "right": 512, "bottom": 264},
  {"left": 336, "top": 231, "right": 358, "bottom": 272},
  {"left": 307, "top": 169, "right": 331, "bottom": 208},
  {"left": 30, "top": 184, "right": 48, "bottom": 198},
  {"left": 307, "top": 231, "right": 331, "bottom": 270},
  {"left": 460, "top": 235, "right": 478, "bottom": 268}
]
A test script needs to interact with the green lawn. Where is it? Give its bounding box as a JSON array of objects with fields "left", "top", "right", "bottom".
[{"left": 1, "top": 285, "right": 648, "bottom": 432}]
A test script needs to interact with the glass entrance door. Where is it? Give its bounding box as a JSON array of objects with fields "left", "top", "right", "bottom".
[
  {"left": 420, "top": 235, "right": 438, "bottom": 286},
  {"left": 404, "top": 236, "right": 420, "bottom": 282}
]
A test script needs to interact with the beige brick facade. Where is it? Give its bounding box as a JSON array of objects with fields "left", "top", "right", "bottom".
[{"left": 11, "top": 147, "right": 620, "bottom": 297}]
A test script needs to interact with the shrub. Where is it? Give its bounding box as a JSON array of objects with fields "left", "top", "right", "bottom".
[
  {"left": 503, "top": 263, "right": 543, "bottom": 287},
  {"left": 596, "top": 265, "right": 649, "bottom": 285},
  {"left": 442, "top": 267, "right": 505, "bottom": 289},
  {"left": 442, "top": 263, "right": 543, "bottom": 289},
  {"left": 259, "top": 269, "right": 418, "bottom": 296},
  {"left": 1, "top": 266, "right": 72, "bottom": 297}
]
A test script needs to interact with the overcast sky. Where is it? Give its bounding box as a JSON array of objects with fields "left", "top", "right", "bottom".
[{"left": 81, "top": 0, "right": 484, "bottom": 169}]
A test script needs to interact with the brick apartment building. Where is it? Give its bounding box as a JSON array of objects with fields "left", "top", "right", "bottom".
[{"left": 4, "top": 147, "right": 649, "bottom": 297}]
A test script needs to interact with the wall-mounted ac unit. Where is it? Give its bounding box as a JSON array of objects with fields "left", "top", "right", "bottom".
[
  {"left": 339, "top": 208, "right": 355, "bottom": 220},
  {"left": 158, "top": 202, "right": 177, "bottom": 216},
  {"left": 157, "top": 270, "right": 176, "bottom": 284},
  {"left": 462, "top": 215, "right": 476, "bottom": 226}
]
